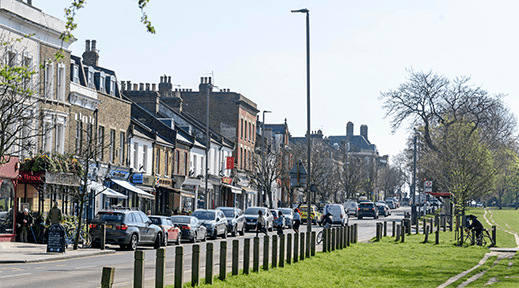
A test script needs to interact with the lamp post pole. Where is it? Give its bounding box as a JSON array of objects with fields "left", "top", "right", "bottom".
[
  {"left": 205, "top": 83, "right": 211, "bottom": 209},
  {"left": 411, "top": 131, "right": 417, "bottom": 224},
  {"left": 291, "top": 8, "right": 311, "bottom": 233},
  {"left": 261, "top": 110, "right": 271, "bottom": 207}
]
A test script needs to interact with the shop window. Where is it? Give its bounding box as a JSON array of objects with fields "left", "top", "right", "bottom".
[{"left": 0, "top": 180, "right": 15, "bottom": 234}]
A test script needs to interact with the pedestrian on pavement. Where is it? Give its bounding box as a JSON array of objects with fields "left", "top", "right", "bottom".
[
  {"left": 16, "top": 208, "right": 33, "bottom": 242},
  {"left": 278, "top": 198, "right": 282, "bottom": 208},
  {"left": 256, "top": 210, "right": 267, "bottom": 237},
  {"left": 47, "top": 201, "right": 62, "bottom": 225},
  {"left": 293, "top": 208, "right": 301, "bottom": 233},
  {"left": 276, "top": 211, "right": 284, "bottom": 235}
]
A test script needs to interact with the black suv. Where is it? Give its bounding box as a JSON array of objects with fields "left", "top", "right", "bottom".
[
  {"left": 89, "top": 208, "right": 163, "bottom": 250},
  {"left": 357, "top": 202, "right": 379, "bottom": 219}
]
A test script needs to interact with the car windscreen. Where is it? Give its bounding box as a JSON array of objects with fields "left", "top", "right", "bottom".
[
  {"left": 359, "top": 203, "right": 374, "bottom": 208},
  {"left": 326, "top": 205, "right": 341, "bottom": 213},
  {"left": 192, "top": 210, "right": 215, "bottom": 220},
  {"left": 170, "top": 216, "right": 191, "bottom": 224},
  {"left": 149, "top": 218, "right": 162, "bottom": 225},
  {"left": 96, "top": 212, "right": 125, "bottom": 222},
  {"left": 278, "top": 209, "right": 292, "bottom": 215},
  {"left": 219, "top": 209, "right": 236, "bottom": 217},
  {"left": 244, "top": 207, "right": 264, "bottom": 215}
]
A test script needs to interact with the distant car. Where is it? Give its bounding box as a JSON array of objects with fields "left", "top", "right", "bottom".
[
  {"left": 386, "top": 200, "right": 396, "bottom": 209},
  {"left": 298, "top": 205, "right": 322, "bottom": 225},
  {"left": 191, "top": 209, "right": 228, "bottom": 240},
  {"left": 386, "top": 197, "right": 400, "bottom": 208},
  {"left": 344, "top": 201, "right": 359, "bottom": 217},
  {"left": 217, "top": 207, "right": 245, "bottom": 237},
  {"left": 324, "top": 204, "right": 348, "bottom": 226},
  {"left": 375, "top": 203, "right": 389, "bottom": 217},
  {"left": 89, "top": 208, "right": 163, "bottom": 250},
  {"left": 278, "top": 208, "right": 294, "bottom": 228},
  {"left": 357, "top": 202, "right": 379, "bottom": 219},
  {"left": 170, "top": 215, "right": 207, "bottom": 243},
  {"left": 149, "top": 215, "right": 181, "bottom": 246},
  {"left": 244, "top": 207, "right": 273, "bottom": 232}
]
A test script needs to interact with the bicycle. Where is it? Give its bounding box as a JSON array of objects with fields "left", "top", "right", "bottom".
[
  {"left": 64, "top": 223, "right": 92, "bottom": 248},
  {"left": 316, "top": 223, "right": 332, "bottom": 245},
  {"left": 462, "top": 228, "right": 495, "bottom": 247}
]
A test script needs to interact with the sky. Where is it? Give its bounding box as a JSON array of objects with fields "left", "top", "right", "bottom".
[{"left": 36, "top": 0, "right": 519, "bottom": 162}]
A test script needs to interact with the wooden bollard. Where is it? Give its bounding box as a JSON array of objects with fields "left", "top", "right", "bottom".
[
  {"left": 327, "top": 228, "right": 332, "bottom": 251},
  {"left": 396, "top": 225, "right": 401, "bottom": 242},
  {"left": 100, "top": 224, "right": 106, "bottom": 250},
  {"left": 346, "top": 226, "right": 350, "bottom": 247},
  {"left": 429, "top": 219, "right": 433, "bottom": 234},
  {"left": 354, "top": 224, "right": 358, "bottom": 243},
  {"left": 311, "top": 231, "right": 316, "bottom": 255},
  {"left": 422, "top": 218, "right": 426, "bottom": 234},
  {"left": 205, "top": 243, "right": 214, "bottom": 284},
  {"left": 323, "top": 229, "right": 328, "bottom": 252},
  {"left": 306, "top": 232, "right": 311, "bottom": 258},
  {"left": 300, "top": 232, "right": 305, "bottom": 260},
  {"left": 407, "top": 219, "right": 411, "bottom": 236},
  {"left": 338, "top": 227, "right": 343, "bottom": 249},
  {"left": 492, "top": 226, "right": 497, "bottom": 246},
  {"left": 435, "top": 215, "right": 439, "bottom": 228},
  {"left": 220, "top": 241, "right": 227, "bottom": 280},
  {"left": 415, "top": 219, "right": 419, "bottom": 235},
  {"left": 191, "top": 245, "right": 200, "bottom": 287},
  {"left": 134, "top": 250, "right": 144, "bottom": 288},
  {"left": 401, "top": 224, "right": 406, "bottom": 242},
  {"left": 253, "top": 237, "right": 260, "bottom": 272},
  {"left": 392, "top": 221, "right": 396, "bottom": 237},
  {"left": 336, "top": 227, "right": 340, "bottom": 250},
  {"left": 424, "top": 225, "right": 429, "bottom": 243},
  {"left": 279, "top": 234, "right": 285, "bottom": 267},
  {"left": 331, "top": 228, "right": 336, "bottom": 251},
  {"left": 156, "top": 248, "right": 166, "bottom": 288},
  {"left": 287, "top": 233, "right": 292, "bottom": 264},
  {"left": 272, "top": 235, "right": 278, "bottom": 268},
  {"left": 174, "top": 246, "right": 183, "bottom": 288},
  {"left": 384, "top": 221, "right": 387, "bottom": 237},
  {"left": 263, "top": 235, "right": 270, "bottom": 270},
  {"left": 294, "top": 233, "right": 299, "bottom": 262},
  {"left": 232, "top": 240, "right": 239, "bottom": 276},
  {"left": 435, "top": 230, "right": 440, "bottom": 245},
  {"left": 471, "top": 230, "right": 476, "bottom": 246},
  {"left": 101, "top": 267, "right": 115, "bottom": 288},
  {"left": 243, "top": 238, "right": 250, "bottom": 274},
  {"left": 376, "top": 223, "right": 380, "bottom": 241},
  {"left": 449, "top": 216, "right": 453, "bottom": 232}
]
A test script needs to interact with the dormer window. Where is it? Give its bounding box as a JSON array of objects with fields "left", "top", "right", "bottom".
[
  {"left": 95, "top": 71, "right": 106, "bottom": 92},
  {"left": 86, "top": 67, "right": 94, "bottom": 89},
  {"left": 72, "top": 64, "right": 79, "bottom": 83}
]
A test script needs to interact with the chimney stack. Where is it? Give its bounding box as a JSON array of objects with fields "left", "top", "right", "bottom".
[
  {"left": 91, "top": 40, "right": 97, "bottom": 52},
  {"left": 85, "top": 40, "right": 90, "bottom": 52},
  {"left": 82, "top": 39, "right": 99, "bottom": 66},
  {"left": 152, "top": 83, "right": 156, "bottom": 91},
  {"left": 139, "top": 83, "right": 144, "bottom": 91},
  {"left": 346, "top": 121, "right": 354, "bottom": 135},
  {"left": 133, "top": 83, "right": 138, "bottom": 90},
  {"left": 360, "top": 124, "right": 368, "bottom": 140},
  {"left": 127, "top": 81, "right": 132, "bottom": 91},
  {"left": 146, "top": 83, "right": 150, "bottom": 91},
  {"left": 121, "top": 81, "right": 126, "bottom": 91}
]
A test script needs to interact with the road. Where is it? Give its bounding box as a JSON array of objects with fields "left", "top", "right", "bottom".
[{"left": 0, "top": 207, "right": 410, "bottom": 288}]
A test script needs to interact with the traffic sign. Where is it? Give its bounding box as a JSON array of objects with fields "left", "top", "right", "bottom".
[{"left": 424, "top": 180, "right": 433, "bottom": 193}]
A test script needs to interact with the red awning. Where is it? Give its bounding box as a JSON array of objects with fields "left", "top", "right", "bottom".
[{"left": 427, "top": 192, "right": 452, "bottom": 197}]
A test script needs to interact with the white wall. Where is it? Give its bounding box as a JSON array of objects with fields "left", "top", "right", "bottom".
[{"left": 130, "top": 136, "right": 153, "bottom": 174}]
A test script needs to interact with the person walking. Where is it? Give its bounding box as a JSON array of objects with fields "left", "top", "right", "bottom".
[
  {"left": 47, "top": 201, "right": 62, "bottom": 225},
  {"left": 16, "top": 208, "right": 33, "bottom": 242},
  {"left": 293, "top": 208, "right": 301, "bottom": 233},
  {"left": 256, "top": 210, "right": 268, "bottom": 237},
  {"left": 276, "top": 211, "right": 285, "bottom": 235}
]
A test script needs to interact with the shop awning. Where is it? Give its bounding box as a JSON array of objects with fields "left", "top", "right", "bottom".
[
  {"left": 200, "top": 181, "right": 213, "bottom": 190},
  {"left": 111, "top": 179, "right": 154, "bottom": 199},
  {"left": 134, "top": 184, "right": 155, "bottom": 193},
  {"left": 182, "top": 178, "right": 201, "bottom": 186},
  {"left": 243, "top": 188, "right": 257, "bottom": 195},
  {"left": 88, "top": 181, "right": 127, "bottom": 199},
  {"left": 169, "top": 188, "right": 196, "bottom": 199},
  {"left": 222, "top": 184, "right": 242, "bottom": 194}
]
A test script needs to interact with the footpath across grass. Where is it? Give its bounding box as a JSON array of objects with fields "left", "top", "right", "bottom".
[
  {"left": 468, "top": 208, "right": 517, "bottom": 248},
  {"left": 175, "top": 231, "right": 489, "bottom": 288}
]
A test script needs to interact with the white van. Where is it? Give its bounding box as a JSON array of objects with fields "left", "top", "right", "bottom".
[
  {"left": 344, "top": 201, "right": 358, "bottom": 217},
  {"left": 324, "top": 204, "right": 348, "bottom": 226}
]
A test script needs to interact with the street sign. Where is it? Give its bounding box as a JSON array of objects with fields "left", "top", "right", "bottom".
[
  {"left": 424, "top": 180, "right": 433, "bottom": 193},
  {"left": 289, "top": 159, "right": 307, "bottom": 187}
]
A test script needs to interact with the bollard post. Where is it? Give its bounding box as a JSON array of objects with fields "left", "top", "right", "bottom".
[
  {"left": 253, "top": 237, "right": 260, "bottom": 272},
  {"left": 327, "top": 228, "right": 332, "bottom": 251},
  {"left": 336, "top": 227, "right": 340, "bottom": 250},
  {"left": 191, "top": 245, "right": 200, "bottom": 287},
  {"left": 294, "top": 233, "right": 299, "bottom": 262},
  {"left": 429, "top": 219, "right": 433, "bottom": 234},
  {"left": 263, "top": 235, "right": 270, "bottom": 270},
  {"left": 449, "top": 216, "right": 453, "bottom": 232},
  {"left": 422, "top": 218, "right": 426, "bottom": 235},
  {"left": 346, "top": 225, "right": 350, "bottom": 247},
  {"left": 156, "top": 248, "right": 166, "bottom": 288},
  {"left": 415, "top": 220, "right": 419, "bottom": 235},
  {"left": 407, "top": 219, "right": 411, "bottom": 236},
  {"left": 220, "top": 241, "right": 227, "bottom": 280},
  {"left": 376, "top": 223, "right": 380, "bottom": 241},
  {"left": 392, "top": 221, "right": 396, "bottom": 237},
  {"left": 134, "top": 250, "right": 144, "bottom": 288},
  {"left": 396, "top": 225, "right": 401, "bottom": 242},
  {"left": 492, "top": 226, "right": 497, "bottom": 246},
  {"left": 100, "top": 224, "right": 106, "bottom": 250},
  {"left": 435, "top": 230, "right": 440, "bottom": 245},
  {"left": 232, "top": 240, "right": 239, "bottom": 276},
  {"left": 424, "top": 224, "right": 429, "bottom": 243},
  {"left": 311, "top": 231, "right": 316, "bottom": 255},
  {"left": 384, "top": 221, "right": 387, "bottom": 237},
  {"left": 331, "top": 228, "right": 336, "bottom": 251},
  {"left": 338, "top": 227, "right": 343, "bottom": 249},
  {"left": 306, "top": 231, "right": 311, "bottom": 258},
  {"left": 323, "top": 229, "right": 328, "bottom": 252},
  {"left": 354, "top": 223, "right": 358, "bottom": 243},
  {"left": 272, "top": 235, "right": 278, "bottom": 268},
  {"left": 401, "top": 223, "right": 406, "bottom": 242},
  {"left": 174, "top": 246, "right": 184, "bottom": 288},
  {"left": 279, "top": 234, "right": 285, "bottom": 267},
  {"left": 244, "top": 238, "right": 250, "bottom": 275},
  {"left": 435, "top": 215, "right": 439, "bottom": 229},
  {"left": 287, "top": 233, "right": 293, "bottom": 264},
  {"left": 300, "top": 232, "right": 305, "bottom": 260},
  {"left": 101, "top": 267, "right": 115, "bottom": 288},
  {"left": 205, "top": 243, "right": 214, "bottom": 284}
]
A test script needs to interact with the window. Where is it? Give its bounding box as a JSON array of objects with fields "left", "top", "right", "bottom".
[
  {"left": 165, "top": 150, "right": 169, "bottom": 176},
  {"left": 240, "top": 119, "right": 243, "bottom": 138},
  {"left": 55, "top": 121, "right": 65, "bottom": 153},
  {"left": 143, "top": 145, "right": 148, "bottom": 171},
  {"left": 244, "top": 121, "right": 247, "bottom": 140},
  {"left": 22, "top": 55, "right": 32, "bottom": 87},
  {"left": 86, "top": 123, "right": 93, "bottom": 152},
  {"left": 193, "top": 155, "right": 197, "bottom": 175},
  {"left": 155, "top": 148, "right": 160, "bottom": 174},
  {"left": 185, "top": 152, "right": 188, "bottom": 176},
  {"left": 119, "top": 132, "right": 125, "bottom": 166},
  {"left": 72, "top": 64, "right": 79, "bottom": 83},
  {"left": 75, "top": 121, "right": 82, "bottom": 154},
  {"left": 248, "top": 122, "right": 251, "bottom": 141},
  {"left": 98, "top": 126, "right": 104, "bottom": 161},
  {"left": 176, "top": 150, "right": 180, "bottom": 175},
  {"left": 252, "top": 124, "right": 255, "bottom": 143},
  {"left": 133, "top": 143, "right": 139, "bottom": 169},
  {"left": 43, "top": 121, "right": 52, "bottom": 153},
  {"left": 45, "top": 61, "right": 54, "bottom": 99},
  {"left": 109, "top": 129, "right": 115, "bottom": 163},
  {"left": 57, "top": 64, "right": 66, "bottom": 101},
  {"left": 7, "top": 51, "right": 16, "bottom": 67},
  {"left": 86, "top": 67, "right": 94, "bottom": 89},
  {"left": 240, "top": 148, "right": 243, "bottom": 169}
]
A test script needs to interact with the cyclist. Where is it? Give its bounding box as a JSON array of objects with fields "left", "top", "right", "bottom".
[
  {"left": 465, "top": 214, "right": 484, "bottom": 244},
  {"left": 322, "top": 212, "right": 334, "bottom": 229}
]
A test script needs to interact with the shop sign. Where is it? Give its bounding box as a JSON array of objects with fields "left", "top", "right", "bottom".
[
  {"left": 226, "top": 157, "right": 234, "bottom": 169},
  {"left": 46, "top": 172, "right": 81, "bottom": 187},
  {"left": 222, "top": 176, "right": 233, "bottom": 185},
  {"left": 142, "top": 175, "right": 155, "bottom": 187},
  {"left": 111, "top": 170, "right": 129, "bottom": 180},
  {"left": 132, "top": 173, "right": 143, "bottom": 184},
  {"left": 157, "top": 177, "right": 173, "bottom": 187},
  {"left": 19, "top": 171, "right": 44, "bottom": 184}
]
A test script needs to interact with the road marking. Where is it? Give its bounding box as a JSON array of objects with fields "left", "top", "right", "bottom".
[
  {"left": 75, "top": 265, "right": 97, "bottom": 269},
  {"left": 0, "top": 272, "right": 31, "bottom": 279}
]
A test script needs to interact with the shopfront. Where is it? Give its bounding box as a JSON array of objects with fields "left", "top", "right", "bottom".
[
  {"left": 0, "top": 157, "right": 19, "bottom": 242},
  {"left": 155, "top": 176, "right": 175, "bottom": 215},
  {"left": 182, "top": 178, "right": 200, "bottom": 211},
  {"left": 130, "top": 173, "right": 156, "bottom": 214},
  {"left": 108, "top": 169, "right": 154, "bottom": 212}
]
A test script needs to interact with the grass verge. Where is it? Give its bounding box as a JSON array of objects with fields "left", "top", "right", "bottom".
[{"left": 467, "top": 208, "right": 517, "bottom": 248}]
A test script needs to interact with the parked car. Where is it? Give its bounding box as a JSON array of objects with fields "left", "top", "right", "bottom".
[
  {"left": 244, "top": 207, "right": 273, "bottom": 232},
  {"left": 344, "top": 201, "right": 359, "bottom": 217},
  {"left": 217, "top": 207, "right": 245, "bottom": 237},
  {"left": 298, "top": 204, "right": 322, "bottom": 225},
  {"left": 357, "top": 202, "right": 379, "bottom": 219},
  {"left": 375, "top": 202, "right": 389, "bottom": 217},
  {"left": 324, "top": 204, "right": 348, "bottom": 226},
  {"left": 89, "top": 208, "right": 163, "bottom": 250},
  {"left": 386, "top": 199, "right": 396, "bottom": 209},
  {"left": 149, "top": 215, "right": 181, "bottom": 246},
  {"left": 191, "top": 209, "right": 228, "bottom": 240},
  {"left": 170, "top": 215, "right": 207, "bottom": 243},
  {"left": 386, "top": 197, "right": 400, "bottom": 208},
  {"left": 277, "top": 208, "right": 294, "bottom": 228}
]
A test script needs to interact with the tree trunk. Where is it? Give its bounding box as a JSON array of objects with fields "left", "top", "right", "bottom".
[{"left": 74, "top": 194, "right": 85, "bottom": 250}]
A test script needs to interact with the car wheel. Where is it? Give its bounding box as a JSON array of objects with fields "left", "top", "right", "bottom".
[
  {"left": 223, "top": 228, "right": 228, "bottom": 239},
  {"left": 191, "top": 232, "right": 197, "bottom": 243},
  {"left": 231, "top": 225, "right": 237, "bottom": 237},
  {"left": 163, "top": 233, "right": 168, "bottom": 247},
  {"left": 211, "top": 231, "right": 217, "bottom": 240},
  {"left": 154, "top": 234, "right": 161, "bottom": 249},
  {"left": 268, "top": 222, "right": 273, "bottom": 232},
  {"left": 358, "top": 216, "right": 363, "bottom": 220},
  {"left": 176, "top": 233, "right": 181, "bottom": 245},
  {"left": 128, "top": 234, "right": 138, "bottom": 251}
]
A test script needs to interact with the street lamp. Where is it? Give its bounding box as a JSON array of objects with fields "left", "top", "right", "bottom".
[
  {"left": 411, "top": 129, "right": 417, "bottom": 224},
  {"left": 261, "top": 110, "right": 271, "bottom": 207},
  {"left": 291, "top": 8, "right": 312, "bottom": 235}
]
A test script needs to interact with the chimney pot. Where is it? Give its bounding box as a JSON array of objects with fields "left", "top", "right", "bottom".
[
  {"left": 121, "top": 81, "right": 126, "bottom": 91},
  {"left": 139, "top": 83, "right": 144, "bottom": 91},
  {"left": 208, "top": 77, "right": 212, "bottom": 85},
  {"left": 204, "top": 77, "right": 208, "bottom": 84},
  {"left": 160, "top": 76, "right": 163, "bottom": 83},
  {"left": 168, "top": 76, "right": 171, "bottom": 83},
  {"left": 85, "top": 40, "right": 90, "bottom": 52},
  {"left": 127, "top": 81, "right": 131, "bottom": 91},
  {"left": 133, "top": 83, "right": 138, "bottom": 90},
  {"left": 146, "top": 83, "right": 150, "bottom": 91},
  {"left": 152, "top": 83, "right": 156, "bottom": 91},
  {"left": 91, "top": 40, "right": 97, "bottom": 52},
  {"left": 200, "top": 77, "right": 203, "bottom": 84}
]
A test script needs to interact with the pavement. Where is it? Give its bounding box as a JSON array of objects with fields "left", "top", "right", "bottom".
[{"left": 0, "top": 241, "right": 115, "bottom": 264}]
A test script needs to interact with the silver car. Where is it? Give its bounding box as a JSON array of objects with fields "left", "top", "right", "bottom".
[
  {"left": 244, "top": 207, "right": 273, "bottom": 232},
  {"left": 191, "top": 209, "right": 228, "bottom": 240},
  {"left": 217, "top": 207, "right": 246, "bottom": 237}
]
